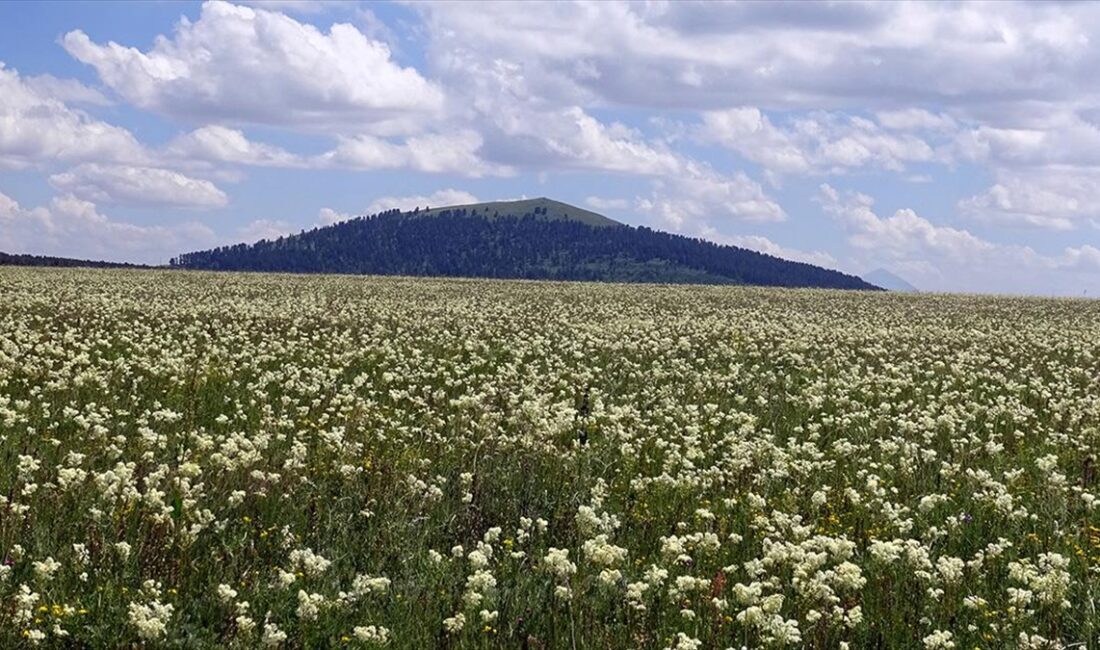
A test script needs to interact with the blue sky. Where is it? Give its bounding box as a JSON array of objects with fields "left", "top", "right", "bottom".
[{"left": 1, "top": 1, "right": 1099, "bottom": 294}]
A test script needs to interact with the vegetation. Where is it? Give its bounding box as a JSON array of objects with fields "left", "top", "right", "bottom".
[
  {"left": 0, "top": 251, "right": 146, "bottom": 269},
  {"left": 171, "top": 198, "right": 878, "bottom": 290},
  {"left": 1, "top": 267, "right": 1098, "bottom": 648},
  {"left": 415, "top": 197, "right": 620, "bottom": 228}
]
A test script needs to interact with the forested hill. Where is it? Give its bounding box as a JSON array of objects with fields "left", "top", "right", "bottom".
[
  {"left": 0, "top": 251, "right": 147, "bottom": 269},
  {"left": 171, "top": 198, "right": 880, "bottom": 290}
]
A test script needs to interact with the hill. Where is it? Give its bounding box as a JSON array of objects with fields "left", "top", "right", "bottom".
[
  {"left": 418, "top": 197, "right": 620, "bottom": 228},
  {"left": 170, "top": 197, "right": 880, "bottom": 290},
  {"left": 863, "top": 268, "right": 918, "bottom": 292},
  {"left": 0, "top": 251, "right": 147, "bottom": 269}
]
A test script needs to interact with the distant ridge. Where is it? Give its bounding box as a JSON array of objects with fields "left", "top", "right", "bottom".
[
  {"left": 863, "top": 268, "right": 917, "bottom": 292},
  {"left": 0, "top": 251, "right": 148, "bottom": 269},
  {"left": 171, "top": 197, "right": 881, "bottom": 290}
]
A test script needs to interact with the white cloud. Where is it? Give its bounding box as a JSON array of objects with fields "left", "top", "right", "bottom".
[
  {"left": 480, "top": 106, "right": 683, "bottom": 176},
  {"left": 953, "top": 115, "right": 1100, "bottom": 229},
  {"left": 585, "top": 196, "right": 629, "bottom": 211},
  {"left": 0, "top": 189, "right": 216, "bottom": 264},
  {"left": 0, "top": 190, "right": 19, "bottom": 217},
  {"left": 320, "top": 131, "right": 509, "bottom": 177},
  {"left": 706, "top": 231, "right": 839, "bottom": 269},
  {"left": 875, "top": 109, "right": 957, "bottom": 133},
  {"left": 958, "top": 175, "right": 1087, "bottom": 231},
  {"left": 699, "top": 108, "right": 811, "bottom": 174},
  {"left": 700, "top": 108, "right": 938, "bottom": 175},
  {"left": 817, "top": 183, "right": 1100, "bottom": 294},
  {"left": 237, "top": 218, "right": 295, "bottom": 243},
  {"left": 417, "top": 2, "right": 1100, "bottom": 114},
  {"left": 953, "top": 117, "right": 1100, "bottom": 168},
  {"left": 23, "top": 74, "right": 111, "bottom": 106},
  {"left": 363, "top": 189, "right": 480, "bottom": 216},
  {"left": 1060, "top": 245, "right": 1100, "bottom": 273},
  {"left": 239, "top": 0, "right": 343, "bottom": 14},
  {"left": 636, "top": 166, "right": 785, "bottom": 230},
  {"left": 0, "top": 63, "right": 145, "bottom": 168},
  {"left": 409, "top": 43, "right": 693, "bottom": 178},
  {"left": 819, "top": 183, "right": 997, "bottom": 262},
  {"left": 317, "top": 207, "right": 350, "bottom": 226},
  {"left": 63, "top": 0, "right": 443, "bottom": 131},
  {"left": 453, "top": 53, "right": 689, "bottom": 176},
  {"left": 48, "top": 164, "right": 228, "bottom": 209},
  {"left": 167, "top": 126, "right": 302, "bottom": 167}
]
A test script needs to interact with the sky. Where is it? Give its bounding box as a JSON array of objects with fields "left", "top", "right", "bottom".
[{"left": 1, "top": 1, "right": 1099, "bottom": 295}]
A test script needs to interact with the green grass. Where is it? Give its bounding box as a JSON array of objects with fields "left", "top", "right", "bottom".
[{"left": 0, "top": 267, "right": 1098, "bottom": 648}]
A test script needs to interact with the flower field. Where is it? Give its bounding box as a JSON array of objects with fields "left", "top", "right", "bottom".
[{"left": 2, "top": 268, "right": 1099, "bottom": 648}]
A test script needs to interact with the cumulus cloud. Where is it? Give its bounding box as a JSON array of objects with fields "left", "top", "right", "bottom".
[
  {"left": 705, "top": 231, "right": 839, "bottom": 269},
  {"left": 700, "top": 108, "right": 939, "bottom": 175},
  {"left": 167, "top": 126, "right": 302, "bottom": 167},
  {"left": 0, "top": 189, "right": 216, "bottom": 264},
  {"left": 63, "top": 0, "right": 444, "bottom": 130},
  {"left": 585, "top": 196, "right": 629, "bottom": 211},
  {"left": 1060, "top": 244, "right": 1100, "bottom": 273},
  {"left": 239, "top": 0, "right": 343, "bottom": 13},
  {"left": 0, "top": 63, "right": 145, "bottom": 168},
  {"left": 875, "top": 109, "right": 957, "bottom": 133},
  {"left": 363, "top": 189, "right": 480, "bottom": 215},
  {"left": 320, "top": 131, "right": 509, "bottom": 177},
  {"left": 480, "top": 106, "right": 683, "bottom": 176},
  {"left": 636, "top": 166, "right": 785, "bottom": 230},
  {"left": 23, "top": 74, "right": 111, "bottom": 106},
  {"left": 819, "top": 183, "right": 998, "bottom": 262},
  {"left": 817, "top": 183, "right": 1100, "bottom": 294},
  {"left": 317, "top": 207, "right": 350, "bottom": 226},
  {"left": 417, "top": 1, "right": 1100, "bottom": 114},
  {"left": 236, "top": 204, "right": 404, "bottom": 245},
  {"left": 952, "top": 117, "right": 1100, "bottom": 168},
  {"left": 952, "top": 115, "right": 1100, "bottom": 229},
  {"left": 958, "top": 175, "right": 1088, "bottom": 231},
  {"left": 48, "top": 164, "right": 228, "bottom": 209},
  {"left": 237, "top": 218, "right": 295, "bottom": 243}
]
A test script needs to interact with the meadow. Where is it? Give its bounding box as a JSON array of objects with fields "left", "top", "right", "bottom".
[{"left": 1, "top": 267, "right": 1099, "bottom": 648}]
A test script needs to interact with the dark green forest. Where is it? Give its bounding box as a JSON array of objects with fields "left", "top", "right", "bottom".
[
  {"left": 171, "top": 204, "right": 879, "bottom": 290},
  {"left": 0, "top": 251, "right": 146, "bottom": 269}
]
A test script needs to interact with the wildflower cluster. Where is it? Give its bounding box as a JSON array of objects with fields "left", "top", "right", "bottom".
[{"left": 0, "top": 268, "right": 1099, "bottom": 647}]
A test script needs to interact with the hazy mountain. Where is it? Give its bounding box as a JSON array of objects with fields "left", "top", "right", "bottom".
[
  {"left": 171, "top": 198, "right": 881, "bottom": 290},
  {"left": 863, "top": 268, "right": 918, "bottom": 292}
]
